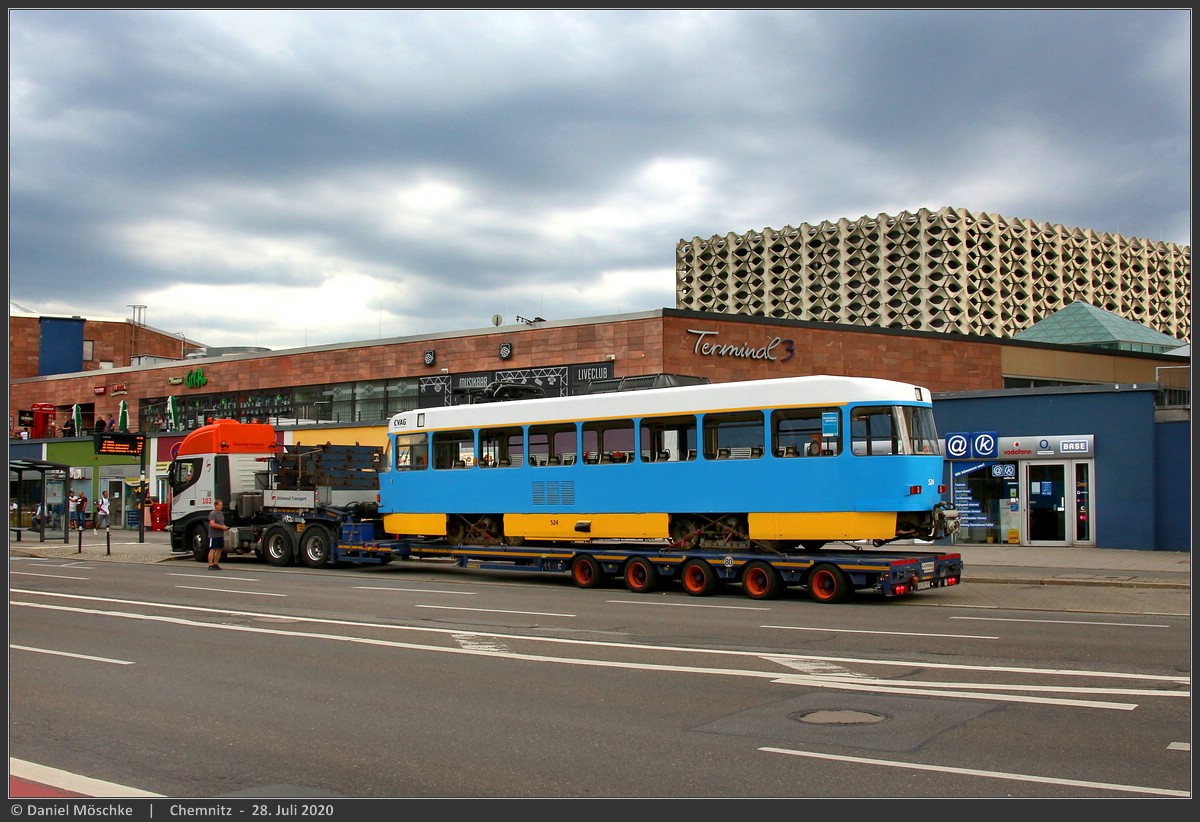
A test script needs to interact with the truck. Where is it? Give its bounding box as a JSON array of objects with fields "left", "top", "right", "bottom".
[
  {"left": 167, "top": 418, "right": 964, "bottom": 602},
  {"left": 167, "top": 419, "right": 385, "bottom": 568}
]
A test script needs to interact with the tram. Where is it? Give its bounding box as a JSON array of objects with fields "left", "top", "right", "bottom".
[{"left": 378, "top": 374, "right": 959, "bottom": 551}]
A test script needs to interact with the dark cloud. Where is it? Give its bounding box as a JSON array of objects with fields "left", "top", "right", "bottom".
[{"left": 9, "top": 9, "right": 1190, "bottom": 350}]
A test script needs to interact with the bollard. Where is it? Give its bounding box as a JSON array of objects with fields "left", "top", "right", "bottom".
[
  {"left": 106, "top": 528, "right": 111, "bottom": 557},
  {"left": 77, "top": 526, "right": 83, "bottom": 554}
]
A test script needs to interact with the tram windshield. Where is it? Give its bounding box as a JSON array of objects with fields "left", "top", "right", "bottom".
[{"left": 850, "top": 405, "right": 941, "bottom": 456}]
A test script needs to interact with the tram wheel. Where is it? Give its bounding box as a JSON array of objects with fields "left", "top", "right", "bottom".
[{"left": 669, "top": 516, "right": 701, "bottom": 549}]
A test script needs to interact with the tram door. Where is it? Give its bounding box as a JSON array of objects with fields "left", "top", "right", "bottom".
[{"left": 1024, "top": 460, "right": 1094, "bottom": 546}]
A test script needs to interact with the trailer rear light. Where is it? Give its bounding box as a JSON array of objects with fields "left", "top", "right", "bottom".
[
  {"left": 894, "top": 582, "right": 909, "bottom": 595},
  {"left": 937, "top": 484, "right": 947, "bottom": 494},
  {"left": 908, "top": 485, "right": 922, "bottom": 495}
]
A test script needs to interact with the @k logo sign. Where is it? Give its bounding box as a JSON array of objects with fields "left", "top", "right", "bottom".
[{"left": 185, "top": 367, "right": 208, "bottom": 389}]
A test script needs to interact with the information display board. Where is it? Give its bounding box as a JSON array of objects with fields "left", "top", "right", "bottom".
[{"left": 94, "top": 432, "right": 146, "bottom": 456}]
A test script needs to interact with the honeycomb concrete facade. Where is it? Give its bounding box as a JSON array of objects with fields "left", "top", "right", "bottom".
[{"left": 675, "top": 206, "right": 1191, "bottom": 342}]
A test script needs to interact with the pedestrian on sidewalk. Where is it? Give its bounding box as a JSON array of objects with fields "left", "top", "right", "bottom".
[
  {"left": 207, "top": 499, "right": 229, "bottom": 570},
  {"left": 67, "top": 491, "right": 80, "bottom": 530},
  {"left": 95, "top": 491, "right": 111, "bottom": 532}
]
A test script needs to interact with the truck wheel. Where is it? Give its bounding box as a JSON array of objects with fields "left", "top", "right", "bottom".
[
  {"left": 742, "top": 561, "right": 781, "bottom": 600},
  {"left": 680, "top": 558, "right": 717, "bottom": 596},
  {"left": 623, "top": 556, "right": 658, "bottom": 593},
  {"left": 263, "top": 526, "right": 295, "bottom": 567},
  {"left": 300, "top": 526, "right": 332, "bottom": 569},
  {"left": 571, "top": 554, "right": 605, "bottom": 589},
  {"left": 189, "top": 523, "right": 209, "bottom": 563},
  {"left": 809, "top": 563, "right": 849, "bottom": 604}
]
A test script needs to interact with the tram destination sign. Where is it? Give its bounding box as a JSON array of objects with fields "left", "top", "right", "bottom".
[{"left": 94, "top": 432, "right": 146, "bottom": 456}]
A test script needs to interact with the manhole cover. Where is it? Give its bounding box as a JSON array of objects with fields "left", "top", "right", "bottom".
[{"left": 791, "top": 709, "right": 888, "bottom": 725}]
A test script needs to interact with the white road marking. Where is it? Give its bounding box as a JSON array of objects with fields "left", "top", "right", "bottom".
[
  {"left": 762, "top": 623, "right": 997, "bottom": 640},
  {"left": 11, "top": 644, "right": 133, "bottom": 665},
  {"left": 174, "top": 585, "right": 286, "bottom": 596},
  {"left": 759, "top": 746, "right": 1188, "bottom": 798},
  {"left": 10, "top": 757, "right": 163, "bottom": 797},
  {"left": 414, "top": 604, "right": 574, "bottom": 617}
]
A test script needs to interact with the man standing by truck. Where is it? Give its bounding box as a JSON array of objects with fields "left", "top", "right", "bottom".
[{"left": 207, "top": 499, "right": 229, "bottom": 570}]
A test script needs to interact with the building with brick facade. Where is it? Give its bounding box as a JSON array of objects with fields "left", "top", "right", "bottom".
[
  {"left": 7, "top": 307, "right": 1188, "bottom": 437},
  {"left": 8, "top": 307, "right": 1191, "bottom": 552},
  {"left": 9, "top": 305, "right": 203, "bottom": 381}
]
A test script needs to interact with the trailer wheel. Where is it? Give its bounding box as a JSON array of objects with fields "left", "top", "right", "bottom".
[
  {"left": 808, "top": 563, "right": 849, "bottom": 604},
  {"left": 742, "top": 561, "right": 781, "bottom": 600},
  {"left": 300, "top": 526, "right": 332, "bottom": 569},
  {"left": 263, "top": 526, "right": 295, "bottom": 567},
  {"left": 189, "top": 523, "right": 209, "bottom": 563},
  {"left": 570, "top": 554, "right": 605, "bottom": 589},
  {"left": 623, "top": 556, "right": 658, "bottom": 593},
  {"left": 679, "top": 558, "right": 717, "bottom": 596}
]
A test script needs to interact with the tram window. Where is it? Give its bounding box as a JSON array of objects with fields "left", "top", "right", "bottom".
[
  {"left": 902, "top": 406, "right": 941, "bottom": 455},
  {"left": 393, "top": 433, "right": 429, "bottom": 471},
  {"left": 772, "top": 407, "right": 840, "bottom": 457},
  {"left": 850, "top": 407, "right": 899, "bottom": 456},
  {"left": 433, "top": 429, "right": 475, "bottom": 470},
  {"left": 480, "top": 426, "right": 523, "bottom": 468},
  {"left": 702, "top": 411, "right": 764, "bottom": 459},
  {"left": 639, "top": 414, "right": 697, "bottom": 462},
  {"left": 529, "top": 422, "right": 576, "bottom": 467},
  {"left": 583, "top": 419, "right": 635, "bottom": 465}
]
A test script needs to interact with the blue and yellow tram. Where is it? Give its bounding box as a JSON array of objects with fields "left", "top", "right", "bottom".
[{"left": 378, "top": 375, "right": 959, "bottom": 551}]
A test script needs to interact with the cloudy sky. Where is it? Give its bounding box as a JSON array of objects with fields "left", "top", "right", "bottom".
[{"left": 8, "top": 9, "right": 1191, "bottom": 351}]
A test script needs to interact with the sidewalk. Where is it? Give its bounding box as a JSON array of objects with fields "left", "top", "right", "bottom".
[{"left": 9, "top": 527, "right": 1191, "bottom": 589}]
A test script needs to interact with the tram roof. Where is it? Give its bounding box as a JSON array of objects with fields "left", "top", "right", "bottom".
[{"left": 389, "top": 374, "right": 932, "bottom": 432}]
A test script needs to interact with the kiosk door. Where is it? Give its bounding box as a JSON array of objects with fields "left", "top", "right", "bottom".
[{"left": 1025, "top": 460, "right": 1094, "bottom": 546}]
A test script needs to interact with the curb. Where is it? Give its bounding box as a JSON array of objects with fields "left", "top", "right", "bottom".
[{"left": 967, "top": 575, "right": 1189, "bottom": 590}]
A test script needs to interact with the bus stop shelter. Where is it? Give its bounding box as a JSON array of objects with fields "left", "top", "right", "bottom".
[{"left": 9, "top": 456, "right": 72, "bottom": 544}]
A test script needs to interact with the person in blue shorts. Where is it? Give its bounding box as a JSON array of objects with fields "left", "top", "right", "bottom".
[{"left": 207, "top": 499, "right": 230, "bottom": 570}]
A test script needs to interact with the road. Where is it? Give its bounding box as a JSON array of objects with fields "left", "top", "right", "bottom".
[{"left": 9, "top": 553, "right": 1191, "bottom": 804}]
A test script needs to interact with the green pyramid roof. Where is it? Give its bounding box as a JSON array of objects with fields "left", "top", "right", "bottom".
[{"left": 1013, "top": 302, "right": 1187, "bottom": 353}]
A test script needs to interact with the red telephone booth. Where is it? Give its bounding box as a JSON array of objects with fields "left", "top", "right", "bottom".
[{"left": 30, "top": 403, "right": 57, "bottom": 439}]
